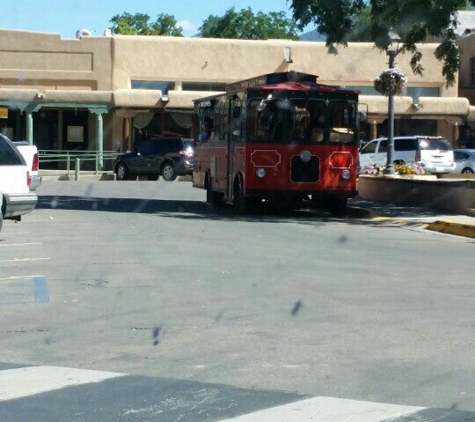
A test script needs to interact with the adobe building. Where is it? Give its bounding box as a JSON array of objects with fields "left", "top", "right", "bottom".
[{"left": 0, "top": 28, "right": 473, "bottom": 168}]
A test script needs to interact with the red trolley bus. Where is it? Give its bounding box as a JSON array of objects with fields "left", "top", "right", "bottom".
[{"left": 193, "top": 71, "right": 362, "bottom": 215}]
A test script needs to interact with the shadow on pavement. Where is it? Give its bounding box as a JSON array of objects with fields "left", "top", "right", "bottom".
[
  {"left": 37, "top": 194, "right": 389, "bottom": 227},
  {"left": 391, "top": 407, "right": 475, "bottom": 422},
  {"left": 350, "top": 198, "right": 459, "bottom": 219},
  {"left": 38, "top": 194, "right": 455, "bottom": 229}
]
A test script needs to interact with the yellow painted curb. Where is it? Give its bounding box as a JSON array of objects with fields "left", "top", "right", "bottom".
[
  {"left": 372, "top": 217, "right": 428, "bottom": 227},
  {"left": 426, "top": 220, "right": 475, "bottom": 239}
]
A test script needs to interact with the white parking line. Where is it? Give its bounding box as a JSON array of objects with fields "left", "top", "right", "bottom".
[
  {"left": 0, "top": 366, "right": 126, "bottom": 401},
  {"left": 0, "top": 275, "right": 41, "bottom": 281},
  {"left": 216, "top": 396, "right": 424, "bottom": 422},
  {"left": 0, "top": 242, "right": 43, "bottom": 247},
  {"left": 0, "top": 258, "right": 50, "bottom": 263}
]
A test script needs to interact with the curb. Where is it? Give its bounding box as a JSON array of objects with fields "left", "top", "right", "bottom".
[
  {"left": 372, "top": 216, "right": 428, "bottom": 227},
  {"left": 40, "top": 171, "right": 115, "bottom": 182},
  {"left": 346, "top": 206, "right": 378, "bottom": 219},
  {"left": 39, "top": 173, "right": 191, "bottom": 182},
  {"left": 425, "top": 220, "right": 475, "bottom": 239}
]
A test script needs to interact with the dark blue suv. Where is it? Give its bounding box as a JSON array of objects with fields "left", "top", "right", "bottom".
[{"left": 114, "top": 137, "right": 194, "bottom": 181}]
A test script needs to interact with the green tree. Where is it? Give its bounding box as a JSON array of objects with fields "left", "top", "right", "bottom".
[
  {"left": 289, "top": 0, "right": 475, "bottom": 85},
  {"left": 199, "top": 7, "right": 299, "bottom": 40},
  {"left": 110, "top": 12, "right": 183, "bottom": 36}
]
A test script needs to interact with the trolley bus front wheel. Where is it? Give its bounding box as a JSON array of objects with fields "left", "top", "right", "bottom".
[
  {"left": 233, "top": 177, "right": 249, "bottom": 214},
  {"left": 328, "top": 196, "right": 348, "bottom": 217}
]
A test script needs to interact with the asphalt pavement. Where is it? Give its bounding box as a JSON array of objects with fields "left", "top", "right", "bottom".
[{"left": 0, "top": 180, "right": 474, "bottom": 421}]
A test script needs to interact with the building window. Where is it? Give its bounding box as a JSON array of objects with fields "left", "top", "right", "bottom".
[
  {"left": 346, "top": 85, "right": 440, "bottom": 98},
  {"left": 131, "top": 80, "right": 175, "bottom": 91},
  {"left": 131, "top": 80, "right": 225, "bottom": 92}
]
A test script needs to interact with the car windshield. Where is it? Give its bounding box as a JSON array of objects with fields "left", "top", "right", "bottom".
[{"left": 248, "top": 97, "right": 358, "bottom": 145}]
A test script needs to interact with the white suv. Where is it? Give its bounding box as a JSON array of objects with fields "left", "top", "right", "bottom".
[
  {"left": 0, "top": 134, "right": 37, "bottom": 228},
  {"left": 359, "top": 136, "right": 456, "bottom": 175}
]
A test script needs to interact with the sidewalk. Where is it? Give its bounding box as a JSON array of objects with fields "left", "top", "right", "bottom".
[
  {"left": 348, "top": 197, "right": 475, "bottom": 239},
  {"left": 39, "top": 170, "right": 115, "bottom": 181}
]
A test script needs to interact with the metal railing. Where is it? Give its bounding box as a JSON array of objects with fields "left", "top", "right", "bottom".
[{"left": 38, "top": 150, "right": 120, "bottom": 180}]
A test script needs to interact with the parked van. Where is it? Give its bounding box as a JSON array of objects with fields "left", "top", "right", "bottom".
[{"left": 359, "top": 136, "right": 456, "bottom": 175}]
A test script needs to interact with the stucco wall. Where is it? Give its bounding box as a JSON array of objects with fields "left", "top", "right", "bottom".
[
  {"left": 110, "top": 35, "right": 455, "bottom": 96},
  {"left": 0, "top": 30, "right": 112, "bottom": 91},
  {"left": 358, "top": 175, "right": 475, "bottom": 213},
  {"left": 458, "top": 32, "right": 475, "bottom": 104},
  {"left": 0, "top": 29, "right": 460, "bottom": 100}
]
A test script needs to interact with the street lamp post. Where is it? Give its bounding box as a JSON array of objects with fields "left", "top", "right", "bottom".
[{"left": 383, "top": 30, "right": 401, "bottom": 175}]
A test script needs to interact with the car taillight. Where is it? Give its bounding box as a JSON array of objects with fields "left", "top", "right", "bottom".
[
  {"left": 415, "top": 150, "right": 421, "bottom": 162},
  {"left": 180, "top": 149, "right": 194, "bottom": 158},
  {"left": 32, "top": 153, "right": 39, "bottom": 171},
  {"left": 27, "top": 170, "right": 31, "bottom": 186}
]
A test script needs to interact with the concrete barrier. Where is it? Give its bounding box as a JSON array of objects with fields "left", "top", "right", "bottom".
[{"left": 358, "top": 175, "right": 475, "bottom": 214}]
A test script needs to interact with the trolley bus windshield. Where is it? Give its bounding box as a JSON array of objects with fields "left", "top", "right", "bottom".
[{"left": 248, "top": 97, "right": 358, "bottom": 145}]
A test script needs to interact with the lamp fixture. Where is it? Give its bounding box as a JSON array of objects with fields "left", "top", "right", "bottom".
[
  {"left": 284, "top": 46, "right": 293, "bottom": 63},
  {"left": 387, "top": 29, "right": 401, "bottom": 55}
]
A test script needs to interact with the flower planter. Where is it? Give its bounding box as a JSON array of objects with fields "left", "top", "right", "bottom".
[{"left": 374, "top": 68, "right": 407, "bottom": 96}]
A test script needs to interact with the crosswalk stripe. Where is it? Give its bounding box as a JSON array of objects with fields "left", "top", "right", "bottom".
[
  {"left": 0, "top": 366, "right": 126, "bottom": 401},
  {"left": 216, "top": 396, "right": 425, "bottom": 422}
]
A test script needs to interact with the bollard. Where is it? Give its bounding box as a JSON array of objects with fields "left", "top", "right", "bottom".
[
  {"left": 75, "top": 158, "right": 80, "bottom": 181},
  {"left": 67, "top": 152, "right": 70, "bottom": 175}
]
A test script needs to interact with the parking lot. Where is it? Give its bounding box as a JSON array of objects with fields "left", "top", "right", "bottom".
[{"left": 1, "top": 180, "right": 475, "bottom": 420}]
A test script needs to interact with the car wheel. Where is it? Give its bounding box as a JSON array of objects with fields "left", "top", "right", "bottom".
[
  {"left": 116, "top": 163, "right": 129, "bottom": 181},
  {"left": 462, "top": 167, "right": 474, "bottom": 174},
  {"left": 147, "top": 174, "right": 160, "bottom": 181},
  {"left": 161, "top": 163, "right": 177, "bottom": 181}
]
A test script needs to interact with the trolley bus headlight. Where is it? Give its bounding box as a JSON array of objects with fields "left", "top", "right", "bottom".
[
  {"left": 256, "top": 168, "right": 266, "bottom": 178},
  {"left": 341, "top": 169, "right": 351, "bottom": 180},
  {"left": 299, "top": 150, "right": 312, "bottom": 163}
]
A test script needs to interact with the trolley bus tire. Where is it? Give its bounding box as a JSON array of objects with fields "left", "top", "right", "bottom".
[
  {"left": 206, "top": 178, "right": 224, "bottom": 207},
  {"left": 233, "top": 178, "right": 254, "bottom": 214},
  {"left": 329, "top": 196, "right": 348, "bottom": 217}
]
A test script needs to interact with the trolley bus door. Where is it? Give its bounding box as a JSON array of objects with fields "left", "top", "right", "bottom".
[{"left": 227, "top": 99, "right": 243, "bottom": 201}]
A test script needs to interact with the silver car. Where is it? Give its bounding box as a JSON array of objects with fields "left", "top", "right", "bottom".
[{"left": 452, "top": 149, "right": 475, "bottom": 174}]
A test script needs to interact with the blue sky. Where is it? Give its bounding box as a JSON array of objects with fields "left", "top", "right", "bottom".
[{"left": 2, "top": 0, "right": 309, "bottom": 39}]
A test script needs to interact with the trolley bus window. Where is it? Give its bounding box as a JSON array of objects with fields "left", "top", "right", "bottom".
[
  {"left": 328, "top": 101, "right": 357, "bottom": 144},
  {"left": 249, "top": 98, "right": 296, "bottom": 143},
  {"left": 292, "top": 99, "right": 326, "bottom": 143},
  {"left": 231, "top": 101, "right": 244, "bottom": 143},
  {"left": 212, "top": 99, "right": 228, "bottom": 142},
  {"left": 249, "top": 99, "right": 271, "bottom": 143}
]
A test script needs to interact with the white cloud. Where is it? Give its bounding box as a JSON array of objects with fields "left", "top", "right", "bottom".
[{"left": 177, "top": 19, "right": 199, "bottom": 36}]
